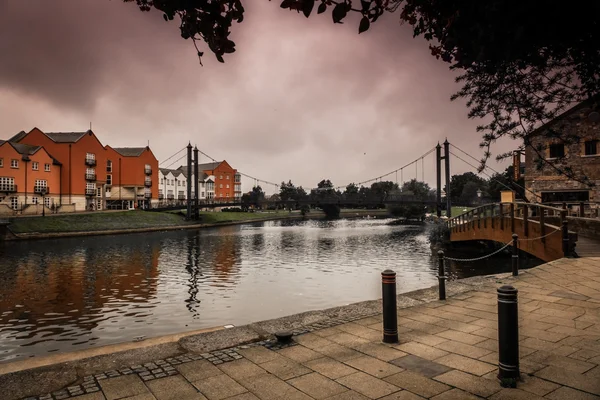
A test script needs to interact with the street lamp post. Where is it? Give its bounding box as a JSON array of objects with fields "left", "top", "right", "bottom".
[
  {"left": 40, "top": 188, "right": 47, "bottom": 217},
  {"left": 476, "top": 188, "right": 482, "bottom": 204}
]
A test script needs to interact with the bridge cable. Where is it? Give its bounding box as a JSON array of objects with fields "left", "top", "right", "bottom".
[
  {"left": 159, "top": 147, "right": 186, "bottom": 166},
  {"left": 163, "top": 153, "right": 188, "bottom": 170},
  {"left": 449, "top": 151, "right": 517, "bottom": 194},
  {"left": 450, "top": 144, "right": 532, "bottom": 197}
]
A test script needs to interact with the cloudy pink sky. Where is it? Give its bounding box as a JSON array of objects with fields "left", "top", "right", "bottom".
[{"left": 0, "top": 0, "right": 515, "bottom": 193}]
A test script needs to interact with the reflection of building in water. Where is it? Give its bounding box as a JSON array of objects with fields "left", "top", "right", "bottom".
[
  {"left": 210, "top": 227, "right": 241, "bottom": 285},
  {"left": 0, "top": 243, "right": 160, "bottom": 339}
]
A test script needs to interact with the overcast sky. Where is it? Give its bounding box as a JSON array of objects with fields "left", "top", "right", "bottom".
[{"left": 0, "top": 0, "right": 515, "bottom": 193}]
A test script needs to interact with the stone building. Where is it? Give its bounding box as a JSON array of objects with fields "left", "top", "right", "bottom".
[{"left": 524, "top": 99, "right": 600, "bottom": 210}]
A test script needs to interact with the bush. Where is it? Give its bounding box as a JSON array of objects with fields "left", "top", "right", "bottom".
[
  {"left": 428, "top": 222, "right": 450, "bottom": 245},
  {"left": 387, "top": 204, "right": 426, "bottom": 221},
  {"left": 321, "top": 204, "right": 340, "bottom": 219},
  {"left": 221, "top": 207, "right": 243, "bottom": 212},
  {"left": 300, "top": 204, "right": 310, "bottom": 216}
]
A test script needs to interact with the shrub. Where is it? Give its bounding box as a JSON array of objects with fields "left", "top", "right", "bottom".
[{"left": 428, "top": 222, "right": 450, "bottom": 245}]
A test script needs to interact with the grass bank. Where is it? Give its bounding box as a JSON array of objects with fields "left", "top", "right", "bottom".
[
  {"left": 6, "top": 208, "right": 389, "bottom": 237},
  {"left": 8, "top": 211, "right": 191, "bottom": 234}
]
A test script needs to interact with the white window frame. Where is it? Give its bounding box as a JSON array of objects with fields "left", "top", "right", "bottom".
[
  {"left": 32, "top": 162, "right": 39, "bottom": 171},
  {"left": 0, "top": 177, "right": 15, "bottom": 191},
  {"left": 10, "top": 196, "right": 18, "bottom": 210},
  {"left": 107, "top": 160, "right": 112, "bottom": 172},
  {"left": 34, "top": 179, "right": 47, "bottom": 193},
  {"left": 226, "top": 175, "right": 230, "bottom": 180},
  {"left": 219, "top": 184, "right": 223, "bottom": 189},
  {"left": 10, "top": 159, "right": 18, "bottom": 169},
  {"left": 44, "top": 163, "right": 51, "bottom": 172},
  {"left": 86, "top": 152, "right": 95, "bottom": 160},
  {"left": 0, "top": 158, "right": 3, "bottom": 168},
  {"left": 226, "top": 184, "right": 230, "bottom": 189},
  {"left": 106, "top": 174, "right": 112, "bottom": 185}
]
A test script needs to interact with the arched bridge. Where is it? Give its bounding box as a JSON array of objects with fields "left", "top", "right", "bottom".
[{"left": 446, "top": 202, "right": 578, "bottom": 262}]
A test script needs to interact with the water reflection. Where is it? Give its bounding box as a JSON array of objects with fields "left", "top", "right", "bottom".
[{"left": 0, "top": 218, "right": 541, "bottom": 362}]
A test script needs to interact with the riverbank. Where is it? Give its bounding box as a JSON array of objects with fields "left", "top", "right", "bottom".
[
  {"left": 4, "top": 209, "right": 390, "bottom": 240},
  {"left": 2, "top": 256, "right": 599, "bottom": 399}
]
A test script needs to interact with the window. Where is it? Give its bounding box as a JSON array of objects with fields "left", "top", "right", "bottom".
[
  {"left": 10, "top": 197, "right": 18, "bottom": 210},
  {"left": 219, "top": 175, "right": 223, "bottom": 180},
  {"left": 86, "top": 182, "right": 96, "bottom": 194},
  {"left": 226, "top": 184, "right": 230, "bottom": 189},
  {"left": 584, "top": 140, "right": 598, "bottom": 156},
  {"left": 32, "top": 162, "right": 39, "bottom": 171},
  {"left": 0, "top": 177, "right": 15, "bottom": 191},
  {"left": 219, "top": 184, "right": 223, "bottom": 189},
  {"left": 97, "top": 188, "right": 102, "bottom": 197},
  {"left": 207, "top": 182, "right": 214, "bottom": 191},
  {"left": 44, "top": 163, "right": 51, "bottom": 172},
  {"left": 34, "top": 179, "right": 47, "bottom": 194},
  {"left": 220, "top": 193, "right": 224, "bottom": 197},
  {"left": 549, "top": 143, "right": 565, "bottom": 158},
  {"left": 226, "top": 193, "right": 229, "bottom": 197},
  {"left": 226, "top": 175, "right": 230, "bottom": 180},
  {"left": 32, "top": 197, "right": 39, "bottom": 205},
  {"left": 201, "top": 192, "right": 205, "bottom": 197},
  {"left": 207, "top": 192, "right": 214, "bottom": 199},
  {"left": 86, "top": 153, "right": 95, "bottom": 160},
  {"left": 0, "top": 158, "right": 3, "bottom": 168},
  {"left": 10, "top": 159, "right": 18, "bottom": 169},
  {"left": 106, "top": 174, "right": 112, "bottom": 185},
  {"left": 107, "top": 160, "right": 112, "bottom": 172},
  {"left": 45, "top": 197, "right": 51, "bottom": 207},
  {"left": 106, "top": 187, "right": 111, "bottom": 193}
]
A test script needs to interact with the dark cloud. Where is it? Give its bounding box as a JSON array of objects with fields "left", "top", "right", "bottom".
[{"left": 0, "top": 0, "right": 514, "bottom": 192}]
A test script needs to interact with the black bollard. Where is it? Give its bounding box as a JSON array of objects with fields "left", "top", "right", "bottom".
[
  {"left": 562, "top": 219, "right": 570, "bottom": 257},
  {"left": 497, "top": 285, "right": 520, "bottom": 386},
  {"left": 381, "top": 270, "right": 399, "bottom": 343},
  {"left": 438, "top": 251, "right": 446, "bottom": 300},
  {"left": 511, "top": 234, "right": 519, "bottom": 276}
]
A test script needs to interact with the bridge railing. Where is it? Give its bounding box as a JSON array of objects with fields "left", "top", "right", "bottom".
[
  {"left": 541, "top": 202, "right": 600, "bottom": 219},
  {"left": 446, "top": 202, "right": 575, "bottom": 257}
]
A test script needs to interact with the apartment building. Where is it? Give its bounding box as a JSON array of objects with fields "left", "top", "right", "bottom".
[
  {"left": 178, "top": 161, "right": 241, "bottom": 201},
  {"left": 0, "top": 140, "right": 61, "bottom": 212},
  {"left": 158, "top": 168, "right": 215, "bottom": 203},
  {"left": 105, "top": 146, "right": 159, "bottom": 210},
  {"left": 159, "top": 160, "right": 240, "bottom": 203},
  {"left": 524, "top": 99, "right": 600, "bottom": 206},
  {"left": 7, "top": 128, "right": 159, "bottom": 211}
]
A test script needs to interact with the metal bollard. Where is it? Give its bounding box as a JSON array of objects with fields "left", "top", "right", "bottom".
[
  {"left": 562, "top": 219, "right": 570, "bottom": 257},
  {"left": 497, "top": 285, "right": 520, "bottom": 386},
  {"left": 438, "top": 251, "right": 446, "bottom": 300},
  {"left": 511, "top": 234, "right": 519, "bottom": 276},
  {"left": 381, "top": 270, "right": 399, "bottom": 343}
]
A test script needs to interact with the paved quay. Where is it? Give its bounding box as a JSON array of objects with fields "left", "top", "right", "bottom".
[{"left": 4, "top": 256, "right": 600, "bottom": 400}]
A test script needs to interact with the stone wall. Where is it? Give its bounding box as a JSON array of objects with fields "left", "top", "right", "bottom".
[
  {"left": 525, "top": 104, "right": 600, "bottom": 202},
  {"left": 0, "top": 204, "right": 15, "bottom": 216}
]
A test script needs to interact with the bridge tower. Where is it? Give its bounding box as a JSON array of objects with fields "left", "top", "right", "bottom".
[
  {"left": 194, "top": 146, "right": 200, "bottom": 220},
  {"left": 436, "top": 140, "right": 452, "bottom": 218},
  {"left": 186, "top": 142, "right": 192, "bottom": 220}
]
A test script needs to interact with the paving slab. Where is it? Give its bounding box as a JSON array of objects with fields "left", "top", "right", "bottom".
[
  {"left": 260, "top": 356, "right": 312, "bottom": 380},
  {"left": 383, "top": 370, "right": 451, "bottom": 398},
  {"left": 192, "top": 374, "right": 247, "bottom": 400},
  {"left": 344, "top": 355, "right": 404, "bottom": 378},
  {"left": 336, "top": 371, "right": 400, "bottom": 399},
  {"left": 146, "top": 375, "right": 205, "bottom": 400},
  {"left": 388, "top": 355, "right": 452, "bottom": 378},
  {"left": 99, "top": 375, "right": 152, "bottom": 400},
  {"left": 176, "top": 360, "right": 222, "bottom": 382},
  {"left": 288, "top": 372, "right": 348, "bottom": 399},
  {"left": 303, "top": 357, "right": 357, "bottom": 379}
]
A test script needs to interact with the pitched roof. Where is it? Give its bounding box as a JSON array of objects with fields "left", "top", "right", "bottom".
[
  {"left": 112, "top": 147, "right": 147, "bottom": 157},
  {"left": 174, "top": 167, "right": 209, "bottom": 181},
  {"left": 43, "top": 131, "right": 89, "bottom": 143},
  {"left": 0, "top": 141, "right": 62, "bottom": 164},
  {"left": 178, "top": 161, "right": 222, "bottom": 172},
  {"left": 8, "top": 131, "right": 27, "bottom": 142},
  {"left": 159, "top": 168, "right": 184, "bottom": 177}
]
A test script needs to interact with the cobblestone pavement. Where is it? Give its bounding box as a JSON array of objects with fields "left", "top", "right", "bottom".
[{"left": 22, "top": 257, "right": 600, "bottom": 400}]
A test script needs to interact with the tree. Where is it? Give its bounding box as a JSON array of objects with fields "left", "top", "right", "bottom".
[
  {"left": 313, "top": 179, "right": 340, "bottom": 218},
  {"left": 248, "top": 185, "right": 265, "bottom": 208},
  {"left": 387, "top": 179, "right": 432, "bottom": 220},
  {"left": 126, "top": 0, "right": 599, "bottom": 184},
  {"left": 448, "top": 172, "right": 487, "bottom": 205},
  {"left": 488, "top": 166, "right": 525, "bottom": 201},
  {"left": 345, "top": 183, "right": 359, "bottom": 195}
]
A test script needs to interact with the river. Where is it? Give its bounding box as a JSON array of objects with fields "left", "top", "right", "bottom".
[{"left": 0, "top": 217, "right": 542, "bottom": 362}]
